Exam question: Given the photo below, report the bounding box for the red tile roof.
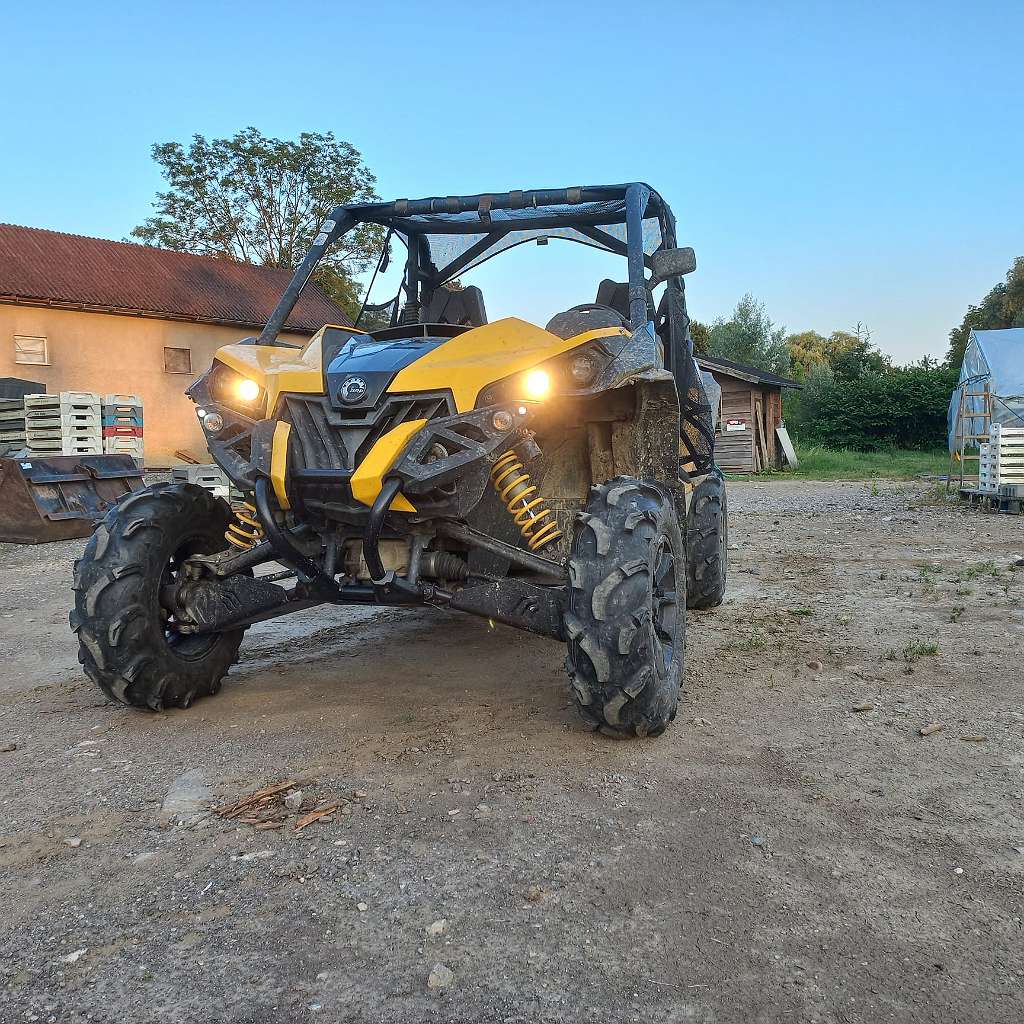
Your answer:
[0,223,351,332]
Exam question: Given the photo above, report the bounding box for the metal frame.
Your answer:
[257,183,675,347]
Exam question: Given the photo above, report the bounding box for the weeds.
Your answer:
[904,642,939,662]
[961,560,1000,580]
[883,642,940,663]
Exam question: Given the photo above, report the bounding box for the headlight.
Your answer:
[523,369,551,400]
[569,352,600,386]
[205,361,267,416]
[236,378,261,403]
[475,341,614,408]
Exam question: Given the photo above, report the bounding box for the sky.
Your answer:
[1,0,1021,363]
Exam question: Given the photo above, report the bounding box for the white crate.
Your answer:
[104,436,145,457]
[171,464,229,489]
[24,391,101,412]
[27,438,104,456]
[24,410,102,430]
[103,393,142,407]
[987,424,1024,485]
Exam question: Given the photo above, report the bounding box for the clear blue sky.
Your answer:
[2,0,1021,362]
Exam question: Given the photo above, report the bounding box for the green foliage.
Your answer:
[946,256,1024,369]
[787,362,958,451]
[708,294,790,375]
[132,128,383,320]
[786,330,829,379]
[828,324,889,379]
[787,324,888,380]
[689,320,711,355]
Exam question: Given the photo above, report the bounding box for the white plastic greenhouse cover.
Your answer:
[947,328,1024,452]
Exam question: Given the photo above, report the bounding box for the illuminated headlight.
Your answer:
[205,361,267,414]
[236,378,261,403]
[523,369,551,400]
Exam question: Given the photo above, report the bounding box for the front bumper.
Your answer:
[189,370,535,522]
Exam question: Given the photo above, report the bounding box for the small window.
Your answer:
[14,336,48,365]
[164,347,192,374]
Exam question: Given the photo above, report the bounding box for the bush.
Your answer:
[786,364,958,451]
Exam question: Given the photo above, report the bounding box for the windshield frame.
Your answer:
[256,183,678,346]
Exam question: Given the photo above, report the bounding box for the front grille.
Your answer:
[284,395,345,471]
[282,392,453,475]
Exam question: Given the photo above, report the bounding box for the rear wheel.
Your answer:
[564,477,685,738]
[686,469,727,609]
[71,482,246,710]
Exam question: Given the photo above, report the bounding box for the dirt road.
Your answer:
[1,480,1022,1023]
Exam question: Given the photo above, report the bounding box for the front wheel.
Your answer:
[71,482,246,710]
[564,477,686,738]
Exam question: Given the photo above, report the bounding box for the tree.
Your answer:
[827,324,889,380]
[787,324,887,381]
[689,320,711,355]
[708,294,790,376]
[786,329,830,379]
[132,128,383,320]
[946,256,1024,369]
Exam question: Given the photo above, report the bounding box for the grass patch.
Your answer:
[961,560,1000,580]
[727,445,949,482]
[885,641,940,663]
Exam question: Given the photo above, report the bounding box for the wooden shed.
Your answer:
[696,355,802,474]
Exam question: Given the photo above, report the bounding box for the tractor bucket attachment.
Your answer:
[0,455,144,544]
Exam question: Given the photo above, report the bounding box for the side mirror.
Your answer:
[649,246,696,286]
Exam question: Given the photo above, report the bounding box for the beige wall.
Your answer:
[0,304,307,466]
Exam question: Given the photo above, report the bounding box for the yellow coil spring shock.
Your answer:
[490,450,563,551]
[225,501,265,550]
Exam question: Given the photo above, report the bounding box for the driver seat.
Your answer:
[423,285,487,327]
[596,279,656,323]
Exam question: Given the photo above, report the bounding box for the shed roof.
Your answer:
[0,223,350,333]
[696,353,802,389]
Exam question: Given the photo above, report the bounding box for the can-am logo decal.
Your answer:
[339,376,368,404]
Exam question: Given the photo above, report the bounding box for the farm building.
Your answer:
[696,354,802,473]
[0,224,349,464]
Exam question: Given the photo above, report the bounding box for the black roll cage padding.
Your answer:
[256,183,678,347]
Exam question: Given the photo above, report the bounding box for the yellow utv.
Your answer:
[71,184,726,738]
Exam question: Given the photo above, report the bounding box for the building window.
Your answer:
[164,347,192,374]
[14,336,49,365]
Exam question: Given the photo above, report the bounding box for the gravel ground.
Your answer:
[1,479,1022,1024]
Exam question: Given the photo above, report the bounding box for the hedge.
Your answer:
[785,365,958,451]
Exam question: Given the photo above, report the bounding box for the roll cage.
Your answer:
[258,182,682,347]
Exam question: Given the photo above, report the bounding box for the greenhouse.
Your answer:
[948,328,1024,454]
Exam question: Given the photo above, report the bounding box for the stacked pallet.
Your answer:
[103,393,144,459]
[980,424,1024,495]
[0,398,27,454]
[24,392,103,457]
[171,464,232,500]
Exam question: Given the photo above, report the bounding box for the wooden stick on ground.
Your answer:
[294,804,340,832]
[214,780,296,819]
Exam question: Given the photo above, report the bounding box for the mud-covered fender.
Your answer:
[612,368,682,492]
